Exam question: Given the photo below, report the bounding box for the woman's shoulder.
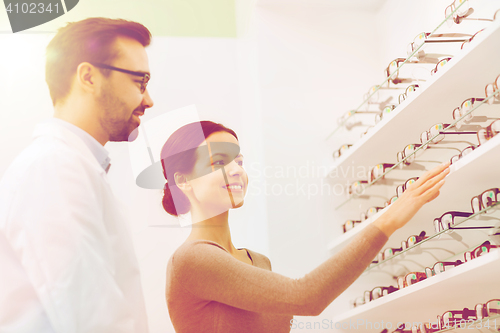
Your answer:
[245,248,272,271]
[168,240,273,271]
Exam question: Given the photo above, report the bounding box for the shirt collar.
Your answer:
[49,118,111,173]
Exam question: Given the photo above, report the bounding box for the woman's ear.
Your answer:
[174,172,191,193]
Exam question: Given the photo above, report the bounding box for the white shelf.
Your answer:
[328,133,500,259]
[331,250,500,333]
[326,18,500,189]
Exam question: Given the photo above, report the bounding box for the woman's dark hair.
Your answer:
[161,121,238,216]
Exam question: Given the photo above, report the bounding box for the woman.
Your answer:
[163,121,449,333]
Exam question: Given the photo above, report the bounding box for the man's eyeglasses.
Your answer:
[90,62,151,94]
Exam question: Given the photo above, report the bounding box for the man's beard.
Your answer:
[97,86,140,142]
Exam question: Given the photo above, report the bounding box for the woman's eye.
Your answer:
[213,160,225,166]
[237,161,244,166]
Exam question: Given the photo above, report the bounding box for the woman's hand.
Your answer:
[373,161,450,237]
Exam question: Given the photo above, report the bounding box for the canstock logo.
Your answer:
[4,0,79,33]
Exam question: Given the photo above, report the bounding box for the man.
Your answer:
[0,17,154,332]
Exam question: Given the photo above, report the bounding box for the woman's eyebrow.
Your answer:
[210,153,244,159]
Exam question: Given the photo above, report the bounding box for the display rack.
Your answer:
[325,4,500,332]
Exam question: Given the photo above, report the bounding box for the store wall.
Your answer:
[251,3,382,331]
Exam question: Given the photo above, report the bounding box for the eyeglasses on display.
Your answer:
[461,29,485,50]
[348,180,369,196]
[412,298,500,332]
[398,84,420,104]
[333,144,352,159]
[437,307,478,330]
[453,77,500,129]
[360,206,384,221]
[385,58,437,85]
[485,74,500,105]
[430,57,452,76]
[450,144,476,165]
[471,188,500,214]
[475,299,500,320]
[375,105,398,124]
[397,271,427,289]
[342,219,362,233]
[433,210,474,233]
[477,119,500,145]
[363,285,399,303]
[373,231,428,262]
[396,177,418,197]
[464,240,500,261]
[407,32,469,59]
[369,163,395,183]
[425,259,463,277]
[446,1,498,26]
[90,62,151,94]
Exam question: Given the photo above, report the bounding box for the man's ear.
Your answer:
[75,62,100,94]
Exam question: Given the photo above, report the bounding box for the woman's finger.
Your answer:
[412,162,450,190]
[422,178,445,202]
[409,165,449,195]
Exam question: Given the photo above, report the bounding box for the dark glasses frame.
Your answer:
[433,210,474,233]
[464,240,500,261]
[477,119,500,145]
[471,188,500,214]
[450,145,477,165]
[475,299,500,320]
[342,219,362,233]
[369,163,395,183]
[90,62,151,94]
[425,259,463,277]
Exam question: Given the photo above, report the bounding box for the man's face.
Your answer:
[96,36,154,142]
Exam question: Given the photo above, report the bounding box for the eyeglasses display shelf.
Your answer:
[329,133,500,255]
[325,18,500,194]
[331,250,500,333]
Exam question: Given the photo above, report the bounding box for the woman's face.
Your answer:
[185,131,248,215]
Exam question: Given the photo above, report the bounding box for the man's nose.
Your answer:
[143,88,154,109]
